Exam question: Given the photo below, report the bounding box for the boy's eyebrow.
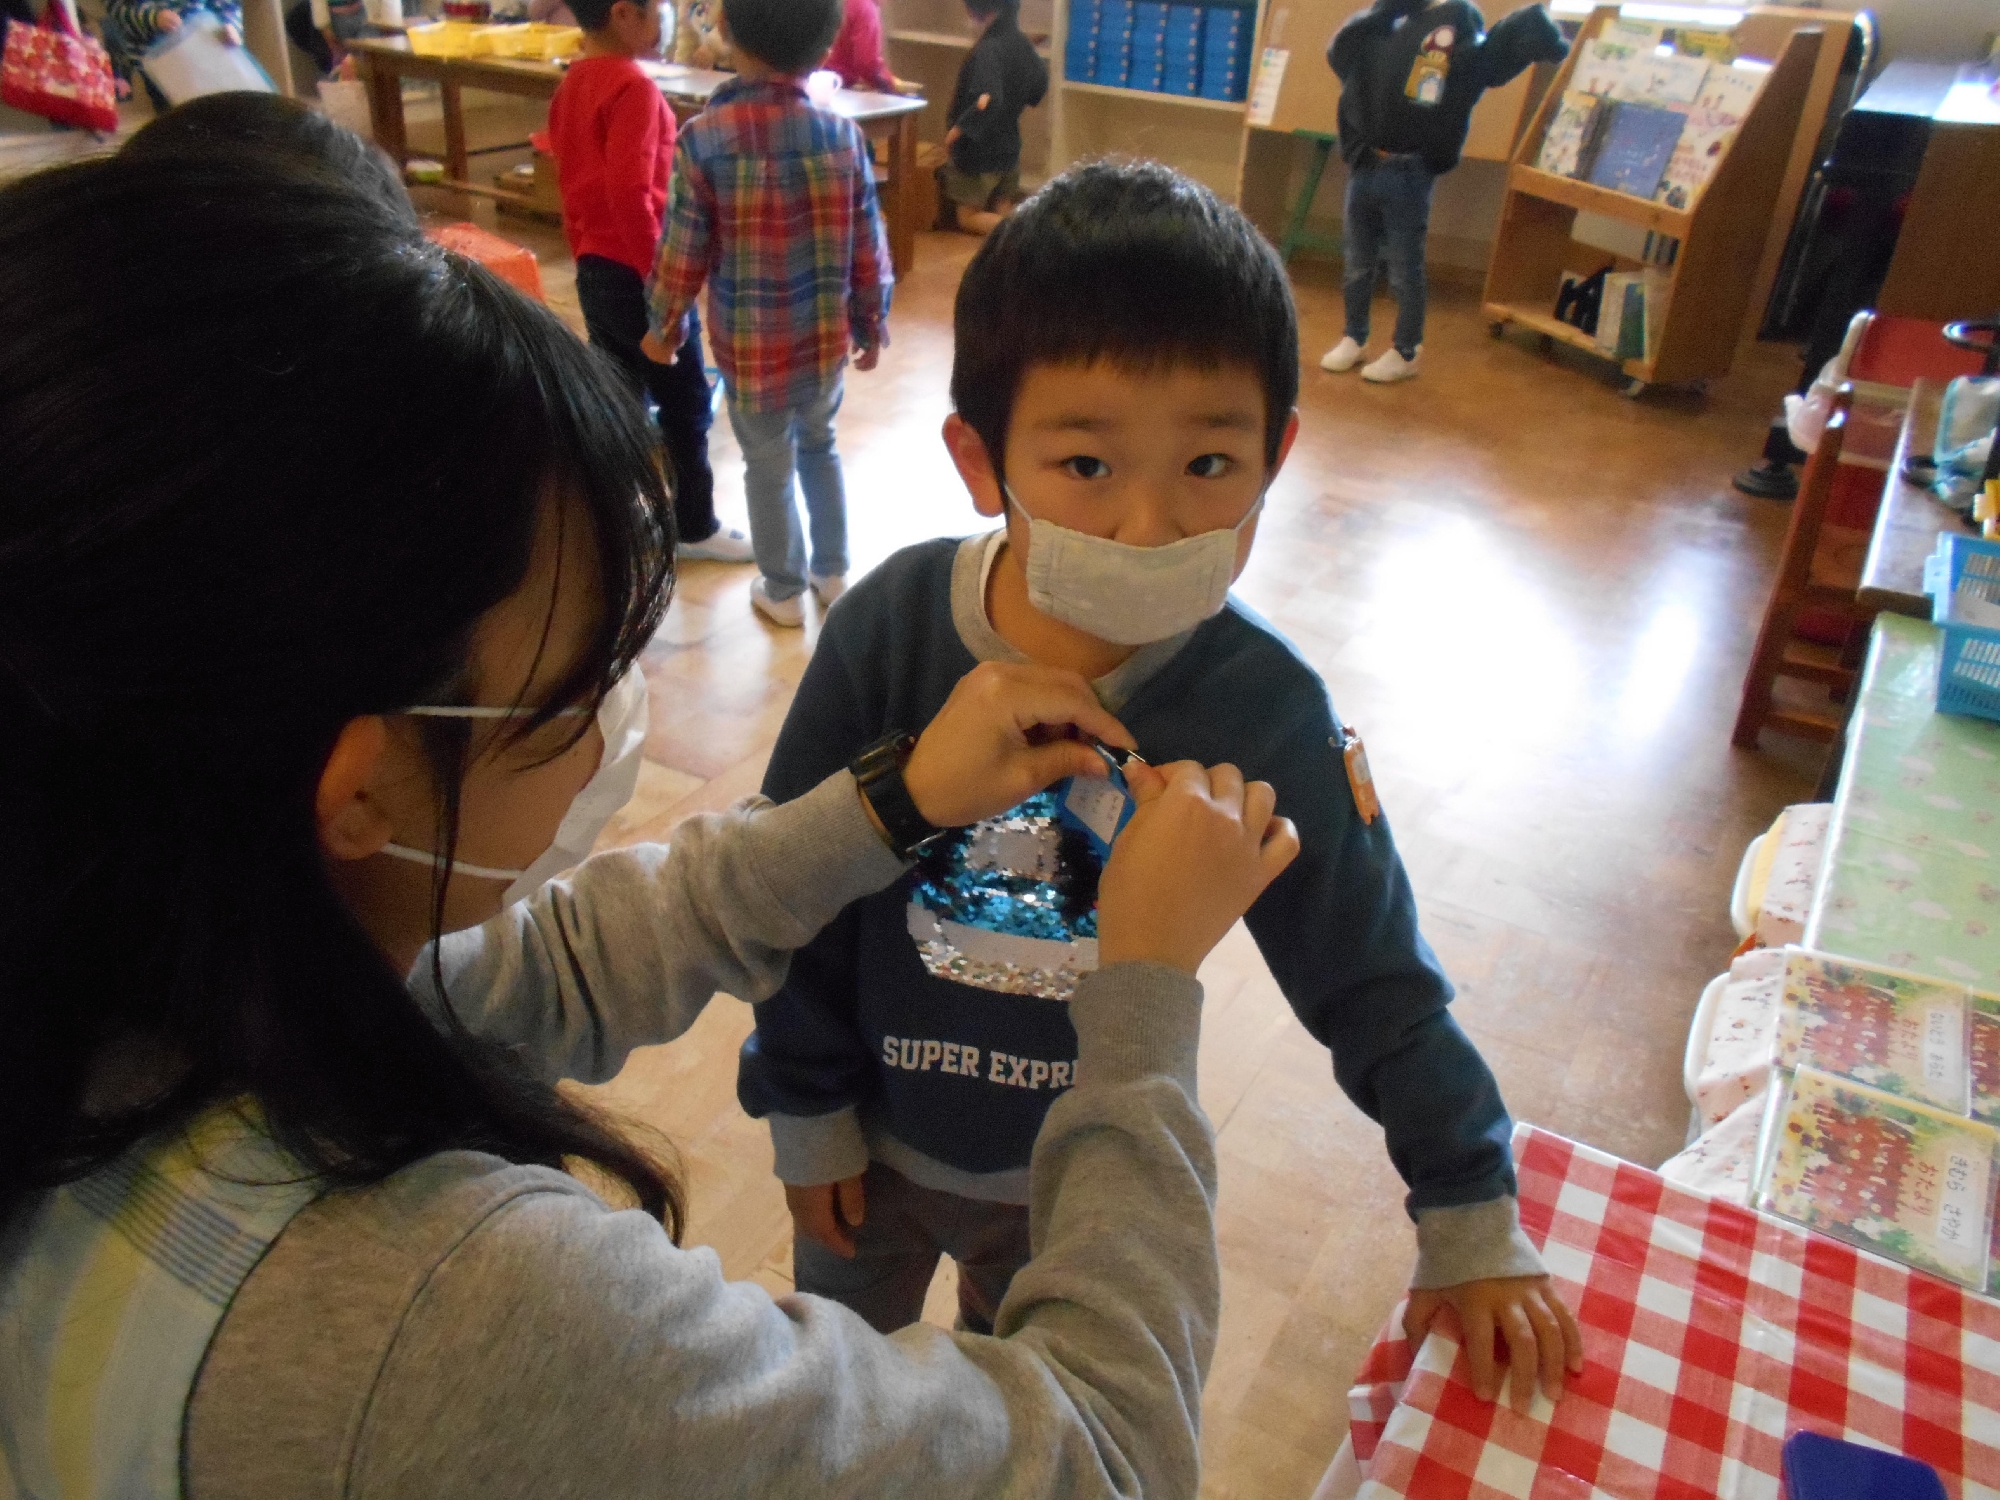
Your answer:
[1031,409,1264,433]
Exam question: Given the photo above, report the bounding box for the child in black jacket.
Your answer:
[940,0,1048,235]
[1319,0,1564,383]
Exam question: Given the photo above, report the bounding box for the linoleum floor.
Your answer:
[436,198,1815,1497]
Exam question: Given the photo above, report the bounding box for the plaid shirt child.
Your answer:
[650,76,892,414]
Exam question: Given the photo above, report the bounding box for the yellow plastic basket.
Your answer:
[479,22,582,58]
[406,21,489,56]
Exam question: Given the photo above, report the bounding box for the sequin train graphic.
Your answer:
[906,789,1105,1001]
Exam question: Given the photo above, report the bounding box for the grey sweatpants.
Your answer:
[792,1162,1031,1335]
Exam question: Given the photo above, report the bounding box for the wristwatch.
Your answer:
[850,731,945,860]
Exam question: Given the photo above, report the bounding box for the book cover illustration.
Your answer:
[1586,102,1686,199]
[1973,992,2000,1127]
[1774,950,1970,1113]
[1535,90,1601,177]
[1693,62,1762,122]
[1758,1066,1996,1291]
[1655,108,1737,208]
[1571,30,1651,96]
[1610,51,1707,106]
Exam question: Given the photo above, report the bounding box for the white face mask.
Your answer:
[1004,484,1265,646]
[379,667,650,907]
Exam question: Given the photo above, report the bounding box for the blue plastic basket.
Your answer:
[1923,533,2000,721]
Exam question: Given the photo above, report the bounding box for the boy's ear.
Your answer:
[1271,408,1301,477]
[943,413,1006,519]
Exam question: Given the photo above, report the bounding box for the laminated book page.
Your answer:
[1773,949,1971,1114]
[1757,1066,1997,1291]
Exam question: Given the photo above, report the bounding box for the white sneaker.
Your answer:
[679,526,756,563]
[1319,336,1365,373]
[750,577,805,627]
[810,572,847,606]
[1361,347,1421,383]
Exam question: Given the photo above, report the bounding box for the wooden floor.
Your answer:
[436,191,1819,1497]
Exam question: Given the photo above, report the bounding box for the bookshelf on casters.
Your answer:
[1483,4,1827,398]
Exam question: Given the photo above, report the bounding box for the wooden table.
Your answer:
[1860,378,1976,618]
[346,38,927,275]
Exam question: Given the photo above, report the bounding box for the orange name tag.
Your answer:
[1337,728,1380,824]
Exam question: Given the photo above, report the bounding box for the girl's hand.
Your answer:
[222,23,241,44]
[901,662,1135,830]
[157,9,183,29]
[1096,761,1298,974]
[1404,1275,1585,1407]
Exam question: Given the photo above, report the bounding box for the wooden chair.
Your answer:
[1733,386,1875,748]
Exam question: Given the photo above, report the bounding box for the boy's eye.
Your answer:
[1060,455,1111,480]
[1187,453,1235,478]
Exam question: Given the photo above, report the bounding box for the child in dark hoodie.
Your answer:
[939,0,1048,235]
[1319,0,1565,383]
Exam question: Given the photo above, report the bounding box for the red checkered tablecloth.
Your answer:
[1346,1126,2000,1499]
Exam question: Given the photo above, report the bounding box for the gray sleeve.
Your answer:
[189,962,1218,1500]
[1411,1196,1546,1289]
[408,769,909,1084]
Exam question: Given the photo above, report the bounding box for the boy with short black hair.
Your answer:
[547,0,752,562]
[740,160,1582,1406]
[647,0,891,627]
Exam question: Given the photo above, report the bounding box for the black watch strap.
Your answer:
[851,731,945,860]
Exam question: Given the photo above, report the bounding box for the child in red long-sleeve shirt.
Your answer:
[547,0,753,562]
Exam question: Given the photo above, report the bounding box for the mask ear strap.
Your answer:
[377,842,526,882]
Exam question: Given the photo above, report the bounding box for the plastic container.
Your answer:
[405,20,486,55]
[1922,533,2000,721]
[479,21,581,58]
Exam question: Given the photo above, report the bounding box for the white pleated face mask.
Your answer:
[379,666,650,907]
[1005,484,1265,646]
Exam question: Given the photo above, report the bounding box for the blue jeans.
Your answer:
[1343,155,1435,358]
[726,375,850,600]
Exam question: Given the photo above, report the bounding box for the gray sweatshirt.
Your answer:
[185,770,1220,1499]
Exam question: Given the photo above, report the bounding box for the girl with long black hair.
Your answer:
[0,97,1296,1499]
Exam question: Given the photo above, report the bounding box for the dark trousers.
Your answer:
[1343,154,1435,358]
[574,254,718,546]
[791,1162,1032,1335]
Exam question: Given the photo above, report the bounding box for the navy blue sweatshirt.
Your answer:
[739,536,1542,1272]
[1330,0,1566,174]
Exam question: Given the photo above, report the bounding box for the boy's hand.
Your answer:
[639,329,677,365]
[786,1175,867,1258]
[158,9,183,29]
[903,661,1136,829]
[1097,761,1298,974]
[852,342,880,372]
[1404,1275,1584,1407]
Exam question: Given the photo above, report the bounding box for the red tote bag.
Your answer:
[2,2,119,134]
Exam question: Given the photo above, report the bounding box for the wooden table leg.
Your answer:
[441,79,470,186]
[887,113,916,277]
[360,54,408,164]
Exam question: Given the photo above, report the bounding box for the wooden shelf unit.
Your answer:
[1059,78,1249,113]
[1483,4,1827,390]
[881,0,1056,181]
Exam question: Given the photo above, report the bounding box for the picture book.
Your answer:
[1570,39,1633,96]
[1610,52,1708,107]
[1693,63,1763,122]
[1756,1066,1997,1291]
[1675,28,1737,63]
[1655,109,1738,208]
[1586,103,1685,200]
[1535,90,1602,178]
[1973,992,2000,1128]
[1774,950,1971,1114]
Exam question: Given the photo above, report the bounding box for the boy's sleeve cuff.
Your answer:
[768,1107,870,1186]
[1411,1196,1547,1289]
